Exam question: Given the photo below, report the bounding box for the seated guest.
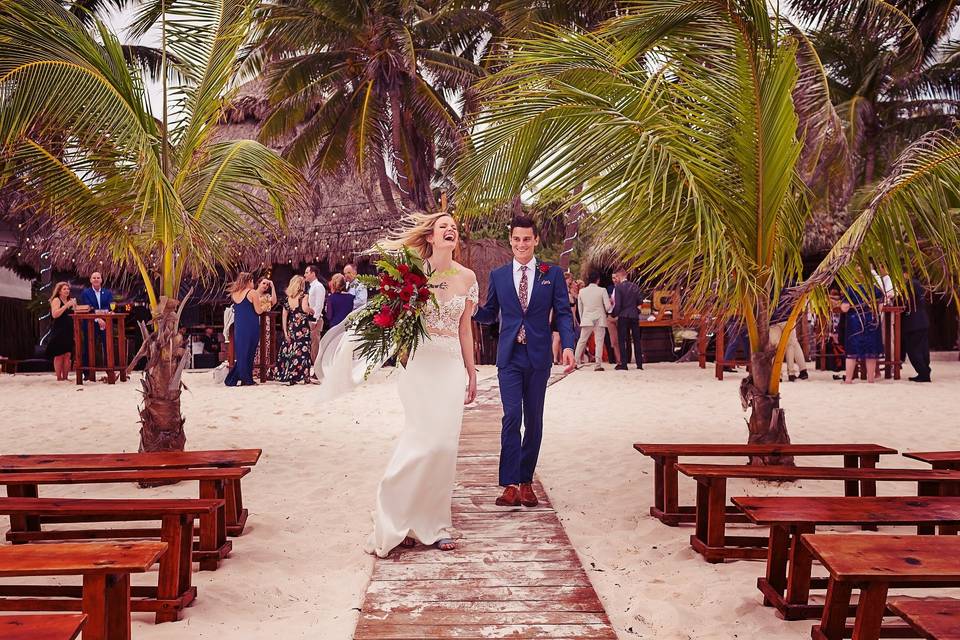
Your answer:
[325,274,355,329]
[78,271,114,381]
[201,327,221,355]
[47,281,76,381]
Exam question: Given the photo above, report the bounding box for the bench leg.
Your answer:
[225,478,247,536]
[199,480,228,571]
[843,455,859,497]
[917,481,939,535]
[662,456,679,524]
[818,579,853,640]
[763,525,791,605]
[5,484,40,536]
[653,456,664,514]
[156,514,188,623]
[706,479,727,551]
[851,582,888,640]
[82,572,131,640]
[858,455,879,531]
[785,525,815,613]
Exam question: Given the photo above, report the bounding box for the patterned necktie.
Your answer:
[517,265,529,344]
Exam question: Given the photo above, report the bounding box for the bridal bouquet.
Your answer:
[349,246,437,375]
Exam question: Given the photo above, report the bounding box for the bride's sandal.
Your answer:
[435,538,456,551]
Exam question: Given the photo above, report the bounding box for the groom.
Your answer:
[474,216,576,507]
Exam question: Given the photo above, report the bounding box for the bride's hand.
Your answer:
[464,371,477,405]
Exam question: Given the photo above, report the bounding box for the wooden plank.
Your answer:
[635,443,897,456]
[888,597,960,640]
[0,468,249,485]
[0,542,166,577]
[678,463,960,481]
[354,378,615,640]
[0,614,86,640]
[0,450,261,473]
[803,534,960,581]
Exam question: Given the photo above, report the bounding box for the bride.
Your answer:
[319,211,478,557]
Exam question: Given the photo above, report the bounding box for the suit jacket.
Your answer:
[612,280,641,319]
[902,278,929,332]
[79,287,113,311]
[577,284,612,326]
[474,262,576,369]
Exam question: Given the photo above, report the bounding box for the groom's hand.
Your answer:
[562,348,576,374]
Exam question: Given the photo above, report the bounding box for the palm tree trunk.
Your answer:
[375,157,400,217]
[137,297,187,455]
[740,326,794,465]
[559,185,585,271]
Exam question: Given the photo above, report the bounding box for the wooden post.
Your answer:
[118,315,128,382]
[73,316,83,385]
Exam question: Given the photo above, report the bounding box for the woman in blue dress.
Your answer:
[225,272,276,387]
[324,273,356,330]
[840,285,884,383]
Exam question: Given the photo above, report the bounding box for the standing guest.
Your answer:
[840,284,884,384]
[722,321,751,373]
[271,275,314,385]
[343,263,368,310]
[305,265,326,363]
[224,272,276,387]
[574,273,612,370]
[47,281,76,381]
[611,269,643,370]
[325,273,356,329]
[902,275,932,383]
[79,271,114,381]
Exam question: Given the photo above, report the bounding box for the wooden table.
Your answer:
[0,449,260,537]
[71,313,128,386]
[633,443,897,525]
[905,451,960,470]
[888,597,960,640]
[0,614,87,640]
[733,496,960,620]
[677,464,960,562]
[804,534,960,640]
[0,542,166,640]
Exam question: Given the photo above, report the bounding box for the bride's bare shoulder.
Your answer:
[453,262,476,282]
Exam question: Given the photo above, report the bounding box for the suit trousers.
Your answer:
[769,321,806,377]
[497,344,551,486]
[574,321,606,366]
[617,316,643,367]
[904,329,931,379]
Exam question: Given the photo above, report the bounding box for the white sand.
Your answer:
[0,358,958,639]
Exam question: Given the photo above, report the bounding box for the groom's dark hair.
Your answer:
[509,215,539,237]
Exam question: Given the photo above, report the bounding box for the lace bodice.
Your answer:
[424,281,479,338]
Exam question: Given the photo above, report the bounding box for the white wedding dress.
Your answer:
[316,277,478,558]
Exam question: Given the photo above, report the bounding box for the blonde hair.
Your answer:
[377,211,457,259]
[228,271,254,294]
[286,275,305,298]
[49,281,71,303]
[330,273,346,293]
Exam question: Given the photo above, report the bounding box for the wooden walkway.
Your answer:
[354,376,617,639]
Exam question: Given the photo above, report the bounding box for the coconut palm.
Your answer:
[251,0,492,214]
[0,0,302,452]
[455,0,960,450]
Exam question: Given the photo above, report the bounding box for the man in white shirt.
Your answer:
[343,263,367,310]
[574,273,612,370]
[304,264,326,364]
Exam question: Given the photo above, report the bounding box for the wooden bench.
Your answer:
[0,450,261,536]
[0,467,247,571]
[905,451,960,471]
[0,614,86,640]
[677,464,960,562]
[888,597,960,640]
[0,541,166,640]
[804,534,960,640]
[0,497,221,623]
[732,496,960,620]
[633,443,897,525]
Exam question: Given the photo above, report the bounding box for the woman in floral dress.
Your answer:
[272,275,314,384]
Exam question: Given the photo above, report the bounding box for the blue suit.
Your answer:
[78,287,114,370]
[474,261,576,486]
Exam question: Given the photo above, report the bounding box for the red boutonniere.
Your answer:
[538,263,550,275]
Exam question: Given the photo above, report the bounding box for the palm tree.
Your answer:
[0,0,302,452]
[251,0,491,214]
[456,0,960,451]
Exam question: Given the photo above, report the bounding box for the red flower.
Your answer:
[397,264,410,275]
[373,306,395,328]
[538,262,550,275]
[418,287,430,299]
[402,303,412,311]
[399,283,415,301]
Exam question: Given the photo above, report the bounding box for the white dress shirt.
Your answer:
[308,279,326,322]
[93,287,102,308]
[346,278,367,310]
[512,257,536,308]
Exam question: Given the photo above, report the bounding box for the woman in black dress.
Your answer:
[47,281,76,380]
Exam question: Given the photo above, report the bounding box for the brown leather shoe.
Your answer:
[519,483,539,507]
[495,485,521,507]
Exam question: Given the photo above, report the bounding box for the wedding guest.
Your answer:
[305,264,326,363]
[79,271,113,380]
[722,321,750,373]
[840,284,884,384]
[200,327,221,355]
[271,275,314,385]
[47,281,76,381]
[224,272,276,387]
[769,306,809,382]
[612,269,643,370]
[325,274,355,329]
[343,263,368,310]
[902,275,931,382]
[574,273,612,370]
